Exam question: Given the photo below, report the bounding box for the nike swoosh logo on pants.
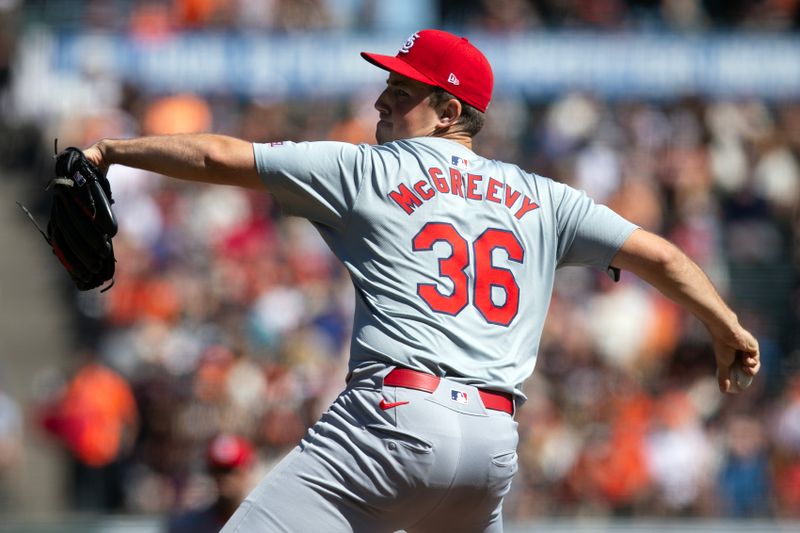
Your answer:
[379,399,409,410]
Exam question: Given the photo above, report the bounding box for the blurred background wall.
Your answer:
[0,0,799,529]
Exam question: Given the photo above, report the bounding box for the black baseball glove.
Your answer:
[19,146,118,291]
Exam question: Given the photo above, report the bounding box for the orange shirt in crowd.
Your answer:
[55,363,138,467]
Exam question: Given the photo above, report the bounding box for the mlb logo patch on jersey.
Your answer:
[451,156,469,170]
[451,390,468,404]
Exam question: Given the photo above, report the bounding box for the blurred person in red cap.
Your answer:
[84,28,759,532]
[166,433,257,533]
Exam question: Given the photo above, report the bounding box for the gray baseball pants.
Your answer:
[220,363,519,532]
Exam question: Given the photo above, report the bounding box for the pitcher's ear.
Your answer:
[437,98,462,128]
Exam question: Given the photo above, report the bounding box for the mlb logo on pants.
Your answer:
[451,390,468,404]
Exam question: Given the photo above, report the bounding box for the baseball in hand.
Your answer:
[719,360,754,393]
[730,361,754,392]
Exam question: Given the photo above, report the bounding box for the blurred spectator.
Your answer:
[717,414,772,517]
[272,0,332,31]
[772,375,800,517]
[225,345,269,436]
[0,0,19,95]
[166,433,258,533]
[644,389,715,515]
[39,355,138,510]
[0,384,22,510]
[142,94,213,136]
[583,278,658,371]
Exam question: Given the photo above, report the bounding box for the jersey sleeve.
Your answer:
[253,141,370,229]
[552,181,638,278]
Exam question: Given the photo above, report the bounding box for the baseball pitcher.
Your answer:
[82,29,760,532]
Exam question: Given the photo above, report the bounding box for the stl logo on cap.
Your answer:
[362,29,494,112]
[399,32,420,54]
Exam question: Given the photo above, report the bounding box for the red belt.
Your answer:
[384,368,514,415]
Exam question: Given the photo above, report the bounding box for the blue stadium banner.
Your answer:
[25,30,800,99]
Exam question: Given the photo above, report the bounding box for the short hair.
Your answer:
[429,88,486,137]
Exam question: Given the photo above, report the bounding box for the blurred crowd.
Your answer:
[0,0,799,525]
[25,88,799,521]
[11,0,800,34]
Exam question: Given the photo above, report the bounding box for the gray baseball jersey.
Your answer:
[253,136,637,396]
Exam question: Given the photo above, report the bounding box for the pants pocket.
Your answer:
[366,423,434,454]
[488,449,518,495]
[365,422,436,488]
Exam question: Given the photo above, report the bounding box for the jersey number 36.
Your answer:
[412,222,524,327]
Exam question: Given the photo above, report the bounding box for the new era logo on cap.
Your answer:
[361,29,494,113]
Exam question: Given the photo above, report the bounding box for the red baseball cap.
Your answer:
[206,434,255,471]
[361,29,494,113]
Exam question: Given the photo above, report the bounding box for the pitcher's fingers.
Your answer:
[744,359,760,376]
[717,364,732,393]
[742,355,759,368]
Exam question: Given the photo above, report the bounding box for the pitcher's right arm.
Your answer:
[611,228,760,393]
